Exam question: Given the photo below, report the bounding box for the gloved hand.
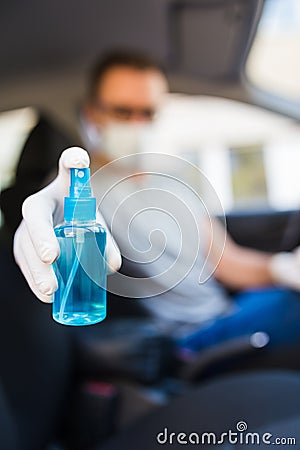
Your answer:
[13,147,122,302]
[269,247,300,291]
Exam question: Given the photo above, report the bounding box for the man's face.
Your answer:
[87,65,168,127]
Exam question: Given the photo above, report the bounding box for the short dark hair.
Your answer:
[88,49,166,101]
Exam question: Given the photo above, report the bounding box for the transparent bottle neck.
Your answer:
[64,219,96,227]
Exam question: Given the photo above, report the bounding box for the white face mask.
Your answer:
[102,122,151,160]
[81,118,153,159]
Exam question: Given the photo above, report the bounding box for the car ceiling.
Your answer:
[0,0,267,131]
[0,0,263,81]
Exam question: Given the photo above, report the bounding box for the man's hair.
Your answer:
[88,49,165,101]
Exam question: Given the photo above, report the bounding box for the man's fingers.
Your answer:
[96,210,122,273]
[270,252,300,291]
[57,147,90,187]
[19,255,54,303]
[14,224,57,302]
[22,195,60,264]
[44,146,90,206]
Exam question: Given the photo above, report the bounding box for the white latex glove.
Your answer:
[269,247,300,291]
[13,147,122,302]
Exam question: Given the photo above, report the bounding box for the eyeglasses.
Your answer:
[94,101,157,121]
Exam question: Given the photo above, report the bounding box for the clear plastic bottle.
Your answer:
[52,168,107,326]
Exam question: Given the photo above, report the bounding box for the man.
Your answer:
[12,50,300,351]
[80,51,168,168]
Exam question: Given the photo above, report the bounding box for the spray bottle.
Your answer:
[52,168,107,326]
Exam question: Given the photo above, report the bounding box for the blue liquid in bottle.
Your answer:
[52,168,107,326]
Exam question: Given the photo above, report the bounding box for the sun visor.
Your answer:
[168,0,264,81]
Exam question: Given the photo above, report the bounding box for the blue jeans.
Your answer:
[178,287,300,352]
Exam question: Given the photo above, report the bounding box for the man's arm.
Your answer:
[204,218,274,290]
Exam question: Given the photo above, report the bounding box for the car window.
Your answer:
[246,0,300,101]
[152,94,300,213]
[0,107,37,226]
[0,107,37,192]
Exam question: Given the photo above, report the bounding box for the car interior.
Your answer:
[1,0,300,449]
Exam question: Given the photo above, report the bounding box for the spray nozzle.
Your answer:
[69,168,92,198]
[64,168,96,222]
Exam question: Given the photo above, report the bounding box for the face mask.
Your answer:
[81,117,153,161]
[102,122,152,161]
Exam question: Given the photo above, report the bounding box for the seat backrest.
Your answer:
[0,240,73,450]
[0,381,18,450]
[0,114,73,234]
[99,371,300,450]
[225,210,300,253]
